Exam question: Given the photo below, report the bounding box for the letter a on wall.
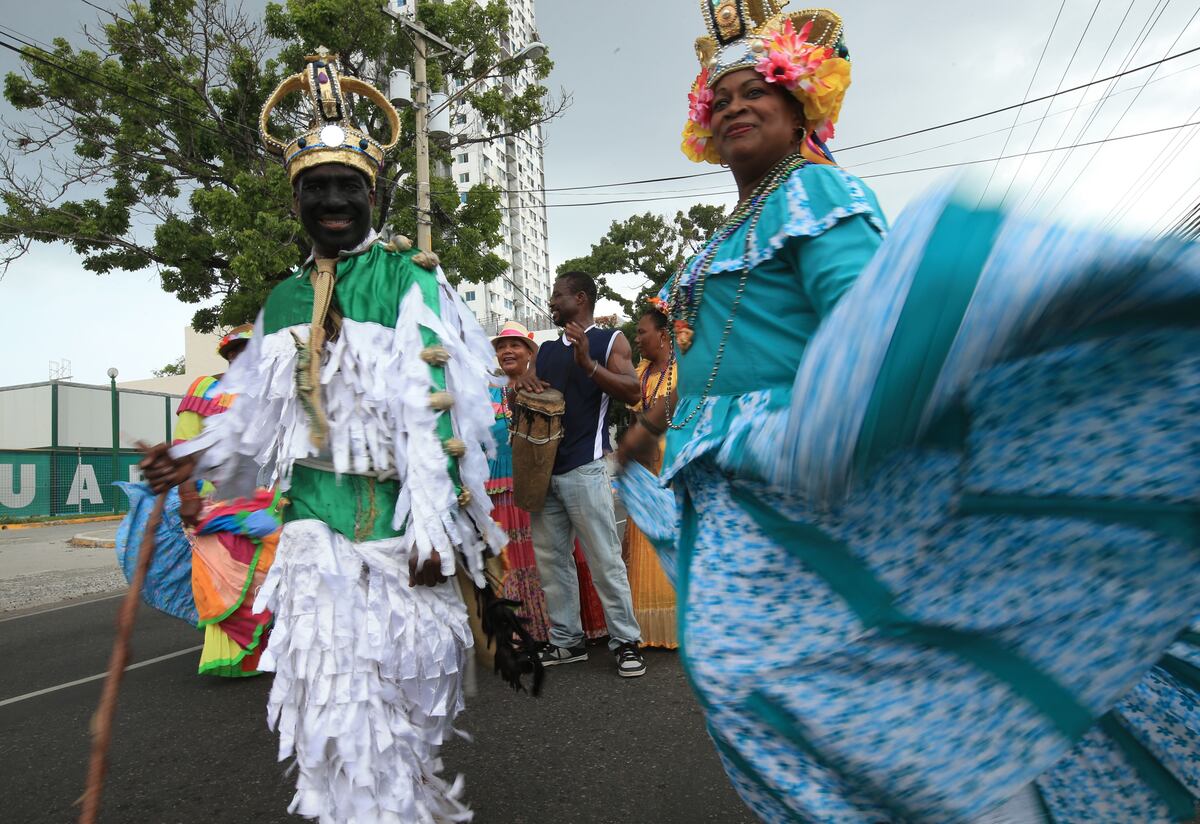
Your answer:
[0,464,37,508]
[66,464,104,506]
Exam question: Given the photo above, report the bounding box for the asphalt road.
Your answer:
[0,591,755,824]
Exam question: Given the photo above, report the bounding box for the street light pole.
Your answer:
[107,367,119,512]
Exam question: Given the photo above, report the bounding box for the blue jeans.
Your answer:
[530,458,642,650]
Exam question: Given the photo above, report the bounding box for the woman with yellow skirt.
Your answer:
[624,304,678,649]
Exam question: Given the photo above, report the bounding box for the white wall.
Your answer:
[119,391,172,448]
[184,327,228,378]
[56,384,112,448]
[120,325,225,395]
[0,385,51,448]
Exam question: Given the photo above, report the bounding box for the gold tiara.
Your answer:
[259,49,402,184]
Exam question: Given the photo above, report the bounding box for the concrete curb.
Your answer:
[0,515,123,532]
[68,532,117,549]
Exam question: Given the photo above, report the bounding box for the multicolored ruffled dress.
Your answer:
[623,359,678,648]
[175,375,280,677]
[488,385,607,641]
[115,375,281,678]
[618,160,1200,822]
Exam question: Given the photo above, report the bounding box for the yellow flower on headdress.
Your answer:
[800,56,851,141]
[682,119,722,165]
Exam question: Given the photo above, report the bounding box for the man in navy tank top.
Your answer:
[512,272,647,677]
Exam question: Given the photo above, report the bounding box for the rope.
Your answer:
[306,258,337,448]
[77,491,167,824]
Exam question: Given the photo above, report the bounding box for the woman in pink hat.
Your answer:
[489,321,607,642]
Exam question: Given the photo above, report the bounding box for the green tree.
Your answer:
[1,0,564,331]
[557,203,727,320]
[153,355,187,377]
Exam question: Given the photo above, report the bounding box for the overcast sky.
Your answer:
[2,0,1198,386]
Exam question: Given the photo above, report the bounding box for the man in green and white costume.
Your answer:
[142,54,506,822]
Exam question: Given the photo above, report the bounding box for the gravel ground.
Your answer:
[0,523,125,614]
[0,568,125,613]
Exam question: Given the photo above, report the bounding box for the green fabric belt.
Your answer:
[959,493,1199,547]
[853,200,1003,479]
[285,463,404,542]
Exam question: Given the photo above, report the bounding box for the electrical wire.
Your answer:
[0,33,263,146]
[848,57,1200,173]
[432,201,556,323]
[1016,0,1141,213]
[9,18,1200,203]
[976,0,1068,204]
[1044,1,1193,216]
[995,0,1103,208]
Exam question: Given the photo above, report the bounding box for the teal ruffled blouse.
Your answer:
[659,163,887,482]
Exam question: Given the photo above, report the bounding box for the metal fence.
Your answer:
[0,448,143,520]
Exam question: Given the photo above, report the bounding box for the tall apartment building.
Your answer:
[450,0,552,335]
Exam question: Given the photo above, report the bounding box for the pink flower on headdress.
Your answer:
[755,19,832,91]
[756,50,803,86]
[813,119,835,143]
[688,67,714,129]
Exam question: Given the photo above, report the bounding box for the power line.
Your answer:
[12,14,1200,209]
[1044,0,1191,216]
[0,26,262,143]
[1147,168,1200,235]
[0,34,232,144]
[858,119,1200,179]
[976,0,1068,204]
[995,0,1103,208]
[484,118,1200,212]
[431,202,555,323]
[1094,5,1200,229]
[1016,0,1142,213]
[848,57,1200,172]
[0,22,263,144]
[846,37,1200,153]
[479,42,1200,198]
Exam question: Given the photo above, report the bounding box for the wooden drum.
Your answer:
[510,388,565,512]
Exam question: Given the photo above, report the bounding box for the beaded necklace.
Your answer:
[664,153,806,430]
[639,355,672,411]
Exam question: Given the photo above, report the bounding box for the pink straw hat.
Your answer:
[491,320,538,353]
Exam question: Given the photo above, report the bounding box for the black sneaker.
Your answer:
[614,642,647,678]
[538,643,588,667]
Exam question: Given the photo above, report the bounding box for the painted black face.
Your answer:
[294,164,374,256]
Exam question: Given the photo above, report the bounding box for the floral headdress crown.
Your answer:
[683,2,851,165]
[260,49,402,184]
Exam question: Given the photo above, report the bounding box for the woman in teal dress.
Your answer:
[617,4,1200,822]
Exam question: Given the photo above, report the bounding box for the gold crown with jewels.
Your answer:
[259,49,402,184]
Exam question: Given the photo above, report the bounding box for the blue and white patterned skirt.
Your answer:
[630,323,1200,823]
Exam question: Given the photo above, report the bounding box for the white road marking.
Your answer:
[0,592,124,624]
[0,645,204,707]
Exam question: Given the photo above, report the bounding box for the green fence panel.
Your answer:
[0,451,53,519]
[0,449,141,520]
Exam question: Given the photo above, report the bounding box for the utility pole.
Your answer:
[385,0,465,252]
[411,21,432,250]
[383,0,542,252]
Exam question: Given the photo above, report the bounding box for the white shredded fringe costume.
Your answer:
[172,230,506,822]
